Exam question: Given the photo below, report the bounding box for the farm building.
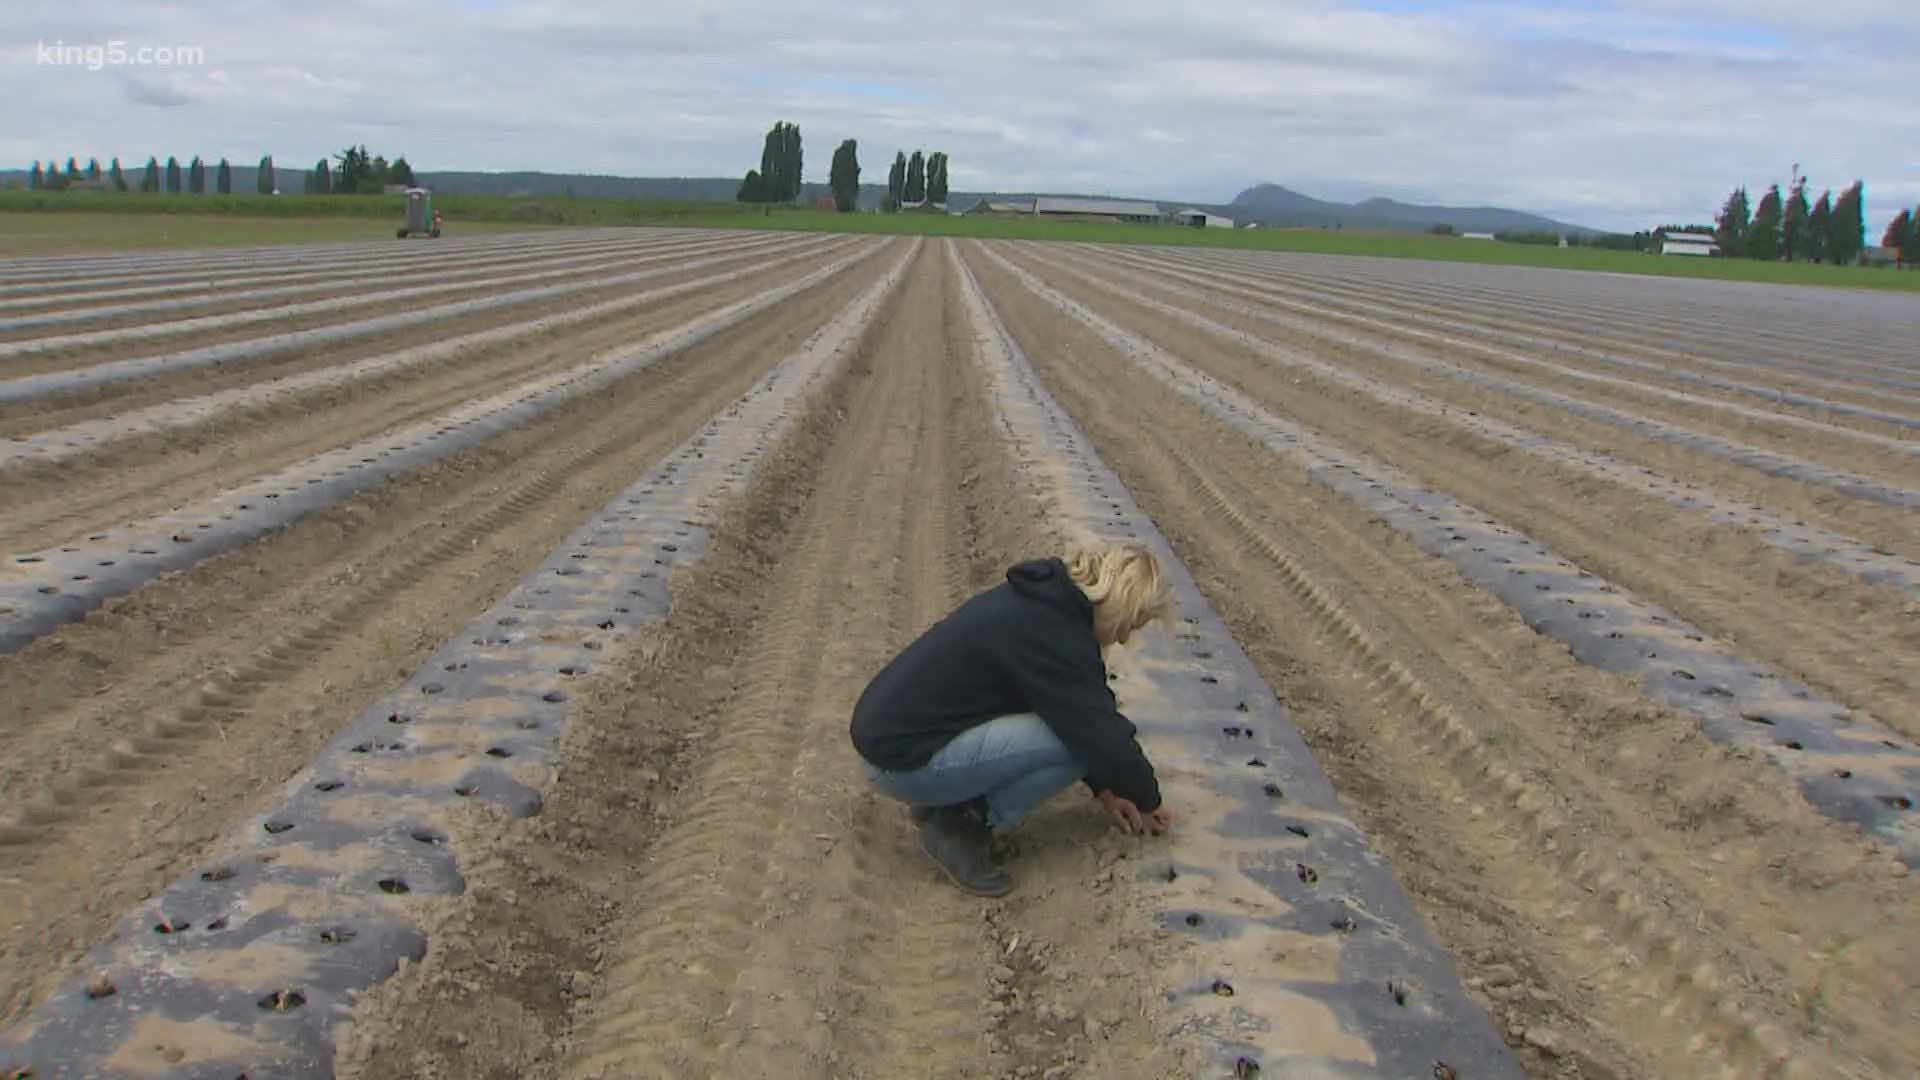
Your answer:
[1032,196,1162,224]
[1660,231,1719,257]
[1461,232,1497,241]
[965,198,1035,217]
[1171,208,1234,229]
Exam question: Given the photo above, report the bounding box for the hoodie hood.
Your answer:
[1006,557,1093,624]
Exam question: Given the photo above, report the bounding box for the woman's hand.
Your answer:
[1096,790,1173,835]
[1144,804,1175,834]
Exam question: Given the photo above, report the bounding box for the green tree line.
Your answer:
[1714,176,1866,264]
[731,121,952,214]
[883,148,948,211]
[23,150,411,196]
[1882,210,1920,268]
[737,121,803,204]
[308,146,414,194]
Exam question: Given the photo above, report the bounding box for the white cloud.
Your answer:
[1,0,1914,231]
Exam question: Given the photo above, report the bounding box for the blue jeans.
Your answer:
[864,713,1085,832]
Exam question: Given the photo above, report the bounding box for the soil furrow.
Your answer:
[332,241,931,1080]
[0,241,902,1026]
[0,241,738,358]
[0,230,1912,1079]
[997,244,1920,733]
[1048,248,1920,544]
[979,242,1920,859]
[1183,247,1916,366]
[0,232,812,383]
[1123,247,1920,419]
[0,233,717,336]
[0,237,848,459]
[0,241,861,551]
[963,243,1920,1080]
[0,241,883,649]
[1163,249,1920,385]
[0,228,652,288]
[1037,244,1920,587]
[0,229,689,304]
[0,233,696,321]
[1099,248,1920,471]
[554,240,997,1079]
[0,233,830,433]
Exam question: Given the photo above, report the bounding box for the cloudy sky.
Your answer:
[5,0,1916,233]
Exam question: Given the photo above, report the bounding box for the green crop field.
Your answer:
[3,190,1913,290]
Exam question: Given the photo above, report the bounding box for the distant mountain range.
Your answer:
[1211,183,1592,235]
[1,167,1596,235]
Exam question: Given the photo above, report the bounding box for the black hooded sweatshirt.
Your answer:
[850,557,1161,812]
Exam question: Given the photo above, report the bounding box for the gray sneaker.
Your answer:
[917,806,1013,897]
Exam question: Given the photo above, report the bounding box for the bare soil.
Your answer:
[4,231,1915,1080]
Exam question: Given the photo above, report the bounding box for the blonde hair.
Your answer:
[1066,540,1173,645]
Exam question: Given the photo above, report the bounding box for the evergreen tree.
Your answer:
[141,157,160,193]
[829,138,860,212]
[1807,191,1832,264]
[1828,181,1864,265]
[257,155,275,195]
[1783,176,1810,262]
[86,157,102,182]
[165,156,182,194]
[1713,187,1750,254]
[65,157,81,181]
[785,124,802,202]
[28,162,42,190]
[887,152,906,211]
[216,158,232,195]
[905,150,925,203]
[926,152,948,205]
[1880,209,1911,268]
[108,157,127,191]
[1900,206,1920,267]
[1747,185,1782,260]
[753,122,803,203]
[313,158,331,194]
[188,156,205,194]
[331,145,376,194]
[389,156,414,187]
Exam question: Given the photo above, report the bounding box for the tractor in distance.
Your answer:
[397,187,442,238]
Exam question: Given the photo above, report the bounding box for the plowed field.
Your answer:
[2,229,1914,1080]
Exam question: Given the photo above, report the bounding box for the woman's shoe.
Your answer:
[916,806,1013,897]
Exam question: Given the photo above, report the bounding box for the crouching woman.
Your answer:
[849,542,1176,897]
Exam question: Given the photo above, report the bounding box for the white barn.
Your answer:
[1661,231,1719,257]
[1031,196,1162,224]
[1171,208,1234,229]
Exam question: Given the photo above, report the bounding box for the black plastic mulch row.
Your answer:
[0,241,881,653]
[956,244,1525,1080]
[981,245,1920,867]
[0,241,917,1079]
